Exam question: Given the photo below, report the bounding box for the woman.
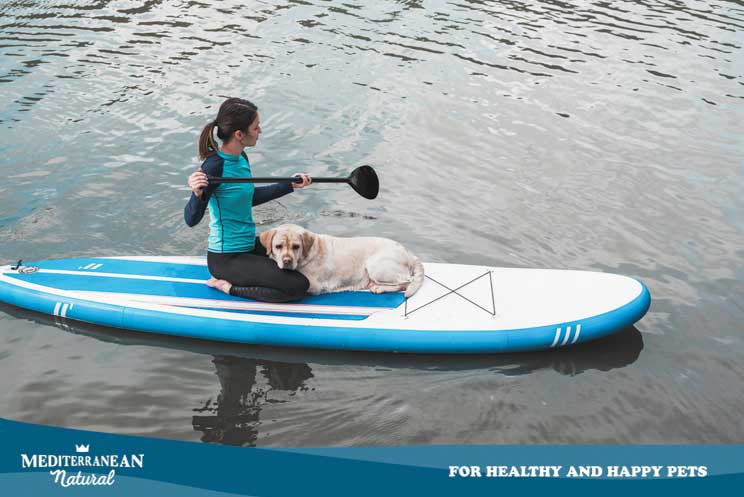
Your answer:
[184,97,312,303]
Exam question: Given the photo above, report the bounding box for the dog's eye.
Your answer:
[292,244,300,250]
[275,244,282,249]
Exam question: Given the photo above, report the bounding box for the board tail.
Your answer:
[405,257,425,297]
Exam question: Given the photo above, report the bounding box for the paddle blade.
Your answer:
[348,165,379,199]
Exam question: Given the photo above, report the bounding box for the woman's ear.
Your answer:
[259,229,275,255]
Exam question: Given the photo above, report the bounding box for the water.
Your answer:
[0,0,742,445]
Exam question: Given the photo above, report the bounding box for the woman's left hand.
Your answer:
[292,173,312,189]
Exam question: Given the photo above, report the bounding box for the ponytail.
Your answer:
[198,121,219,160]
[197,98,258,160]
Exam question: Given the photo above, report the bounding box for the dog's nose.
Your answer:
[282,257,292,265]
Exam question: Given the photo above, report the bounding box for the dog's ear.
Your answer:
[301,230,315,258]
[259,229,275,255]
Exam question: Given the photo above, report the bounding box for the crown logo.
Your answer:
[75,444,90,453]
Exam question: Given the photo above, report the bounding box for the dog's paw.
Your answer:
[370,284,406,294]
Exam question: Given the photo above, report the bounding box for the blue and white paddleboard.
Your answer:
[0,257,650,353]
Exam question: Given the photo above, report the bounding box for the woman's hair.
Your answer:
[198,97,258,159]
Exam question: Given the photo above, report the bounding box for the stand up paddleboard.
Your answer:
[0,257,650,353]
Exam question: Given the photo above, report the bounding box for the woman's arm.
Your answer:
[184,156,224,227]
[252,183,293,206]
[252,173,311,206]
[184,190,209,227]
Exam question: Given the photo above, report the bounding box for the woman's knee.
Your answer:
[230,285,300,303]
[285,270,310,296]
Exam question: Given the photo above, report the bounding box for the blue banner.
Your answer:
[1,417,742,495]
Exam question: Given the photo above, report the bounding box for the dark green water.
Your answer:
[1,0,742,445]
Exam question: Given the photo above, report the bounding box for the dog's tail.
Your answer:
[405,256,425,298]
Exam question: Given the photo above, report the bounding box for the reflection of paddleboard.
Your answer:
[0,257,650,354]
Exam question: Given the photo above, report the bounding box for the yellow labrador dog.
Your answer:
[259,224,425,297]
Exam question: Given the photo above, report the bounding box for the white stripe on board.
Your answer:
[32,269,207,285]
[61,303,69,317]
[560,326,572,347]
[73,291,392,316]
[83,263,96,270]
[53,302,61,316]
[99,256,208,266]
[90,264,103,270]
[571,324,581,344]
[550,328,561,348]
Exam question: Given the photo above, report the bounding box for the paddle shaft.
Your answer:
[207,176,348,184]
[203,165,378,199]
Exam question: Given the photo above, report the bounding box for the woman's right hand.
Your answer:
[188,167,208,198]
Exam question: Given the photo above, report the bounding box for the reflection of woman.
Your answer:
[184,97,312,303]
[192,356,313,446]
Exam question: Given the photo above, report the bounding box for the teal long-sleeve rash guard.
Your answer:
[183,150,293,253]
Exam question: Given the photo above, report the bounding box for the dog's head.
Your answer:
[259,224,315,270]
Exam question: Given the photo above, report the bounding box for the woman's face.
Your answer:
[237,112,261,148]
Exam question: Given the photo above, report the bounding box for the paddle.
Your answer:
[206,165,379,200]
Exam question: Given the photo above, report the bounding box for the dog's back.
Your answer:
[329,235,425,297]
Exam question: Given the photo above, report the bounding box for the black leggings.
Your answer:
[207,237,309,303]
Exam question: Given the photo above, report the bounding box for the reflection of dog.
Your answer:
[259,224,425,297]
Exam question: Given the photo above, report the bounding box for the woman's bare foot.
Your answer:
[207,277,232,295]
